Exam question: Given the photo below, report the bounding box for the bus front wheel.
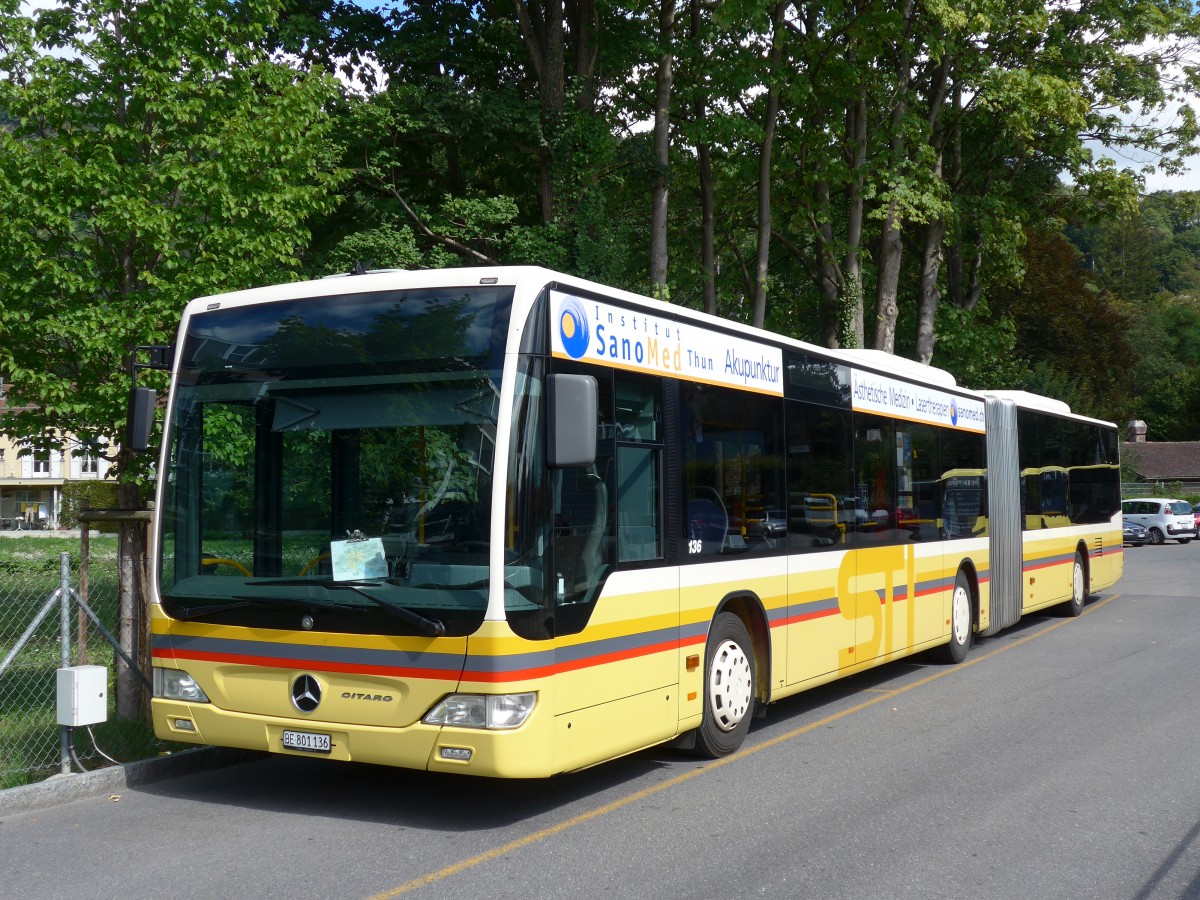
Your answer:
[694,612,756,758]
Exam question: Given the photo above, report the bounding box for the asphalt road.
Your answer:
[2,542,1199,900]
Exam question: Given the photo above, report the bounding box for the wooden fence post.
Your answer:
[78,505,153,722]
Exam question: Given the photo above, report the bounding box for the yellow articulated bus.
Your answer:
[142,267,1122,777]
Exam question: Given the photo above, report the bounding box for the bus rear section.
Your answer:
[979,391,1122,633]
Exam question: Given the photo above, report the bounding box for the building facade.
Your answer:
[1121,420,1200,497]
[0,391,114,529]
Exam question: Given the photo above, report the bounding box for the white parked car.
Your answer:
[1121,498,1197,545]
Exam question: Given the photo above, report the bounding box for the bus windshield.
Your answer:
[158,285,513,637]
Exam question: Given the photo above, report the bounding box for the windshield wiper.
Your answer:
[412,578,489,591]
[169,594,319,621]
[248,579,446,637]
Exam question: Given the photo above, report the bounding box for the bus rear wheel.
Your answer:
[933,571,972,664]
[694,612,756,758]
[1061,552,1086,617]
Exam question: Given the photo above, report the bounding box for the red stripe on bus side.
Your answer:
[774,607,839,628]
[462,638,684,683]
[155,638,693,684]
[1023,557,1068,573]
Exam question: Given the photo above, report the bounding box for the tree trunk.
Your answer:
[916,218,944,363]
[750,0,788,329]
[873,213,902,353]
[649,0,675,297]
[115,480,145,721]
[842,84,867,349]
[571,0,600,112]
[698,137,716,315]
[511,0,566,224]
[691,0,716,315]
[871,2,914,353]
[913,56,952,363]
[814,178,843,348]
[944,79,983,313]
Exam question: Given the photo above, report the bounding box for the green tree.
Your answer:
[988,230,1136,422]
[747,0,1200,364]
[0,0,342,480]
[298,0,642,281]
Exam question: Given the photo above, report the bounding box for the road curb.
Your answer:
[0,746,262,817]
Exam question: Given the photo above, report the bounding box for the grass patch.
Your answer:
[0,714,191,789]
[0,534,118,573]
[0,535,159,788]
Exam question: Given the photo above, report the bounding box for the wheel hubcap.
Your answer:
[1074,562,1084,604]
[708,639,753,732]
[951,585,970,645]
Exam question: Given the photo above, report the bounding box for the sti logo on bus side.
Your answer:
[342,692,394,702]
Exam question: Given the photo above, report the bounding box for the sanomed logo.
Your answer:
[558,296,590,359]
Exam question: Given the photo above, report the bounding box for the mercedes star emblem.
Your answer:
[291,674,322,713]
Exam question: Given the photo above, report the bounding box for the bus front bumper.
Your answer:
[153,698,556,778]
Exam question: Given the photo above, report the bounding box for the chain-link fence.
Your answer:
[0,536,169,789]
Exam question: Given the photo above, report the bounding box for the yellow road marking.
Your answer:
[368,593,1119,899]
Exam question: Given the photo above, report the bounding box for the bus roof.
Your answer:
[983,389,1116,428]
[185,267,1108,427]
[835,349,959,389]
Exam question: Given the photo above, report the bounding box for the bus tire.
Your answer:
[694,612,756,758]
[933,571,973,665]
[1062,552,1086,617]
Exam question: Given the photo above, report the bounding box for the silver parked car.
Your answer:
[1121,498,1197,545]
[749,509,788,538]
[1122,521,1148,546]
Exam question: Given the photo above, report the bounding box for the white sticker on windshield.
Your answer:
[329,537,389,581]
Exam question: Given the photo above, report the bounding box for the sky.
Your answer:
[1110,152,1199,193]
[1088,37,1200,194]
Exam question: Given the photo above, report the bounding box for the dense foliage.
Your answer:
[1,0,1199,468]
[0,0,342,481]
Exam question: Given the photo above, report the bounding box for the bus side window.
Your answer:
[554,464,610,598]
[552,366,615,602]
[785,401,853,553]
[615,375,662,562]
[682,383,784,558]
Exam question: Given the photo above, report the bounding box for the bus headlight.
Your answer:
[153,667,210,703]
[423,693,536,729]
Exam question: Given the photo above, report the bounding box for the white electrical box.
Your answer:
[56,665,108,727]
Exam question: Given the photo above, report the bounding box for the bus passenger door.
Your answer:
[784,402,858,686]
[787,549,856,684]
[845,419,944,664]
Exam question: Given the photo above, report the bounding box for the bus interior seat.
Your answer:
[687,496,727,554]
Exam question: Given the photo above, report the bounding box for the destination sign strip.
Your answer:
[550,292,784,396]
[850,369,986,433]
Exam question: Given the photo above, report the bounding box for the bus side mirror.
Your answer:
[547,374,597,468]
[128,387,156,452]
[126,343,174,453]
